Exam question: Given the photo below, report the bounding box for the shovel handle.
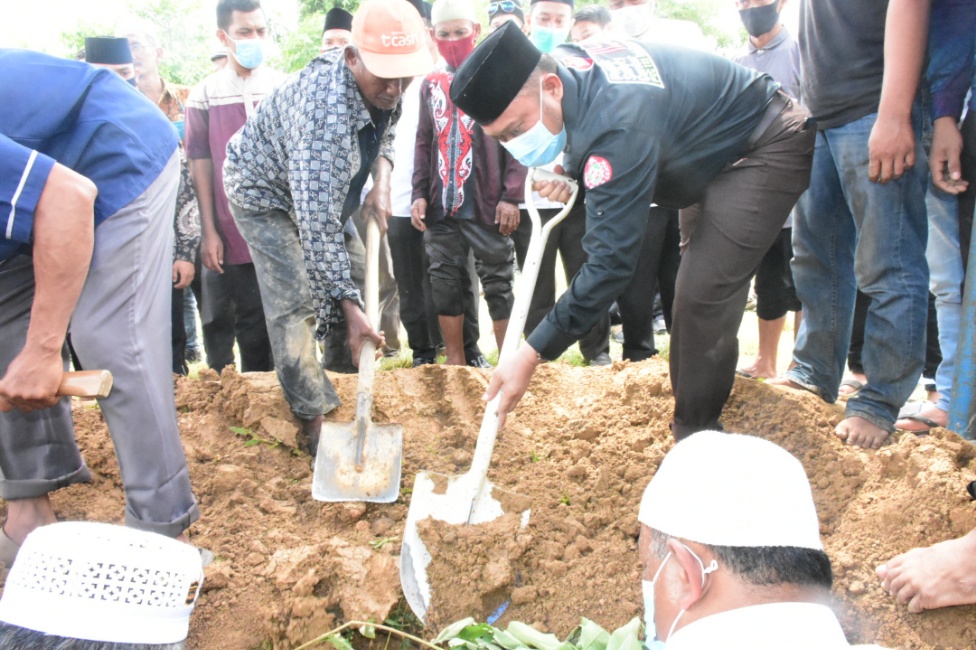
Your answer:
[59,370,113,399]
[351,216,382,465]
[466,168,581,500]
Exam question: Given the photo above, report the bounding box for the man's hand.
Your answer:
[173,260,195,289]
[340,299,385,367]
[868,113,916,184]
[483,344,542,428]
[930,116,968,195]
[411,198,428,232]
[362,185,393,235]
[495,201,520,236]
[0,347,63,413]
[201,229,224,273]
[530,164,573,203]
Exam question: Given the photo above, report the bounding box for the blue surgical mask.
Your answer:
[226,34,265,69]
[501,80,566,168]
[642,551,670,650]
[529,25,569,53]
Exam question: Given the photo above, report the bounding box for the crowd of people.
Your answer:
[1,0,975,645]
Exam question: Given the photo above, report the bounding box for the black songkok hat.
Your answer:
[324,6,354,32]
[450,21,541,125]
[85,37,133,65]
[531,0,573,8]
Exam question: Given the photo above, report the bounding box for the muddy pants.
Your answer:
[671,96,815,439]
[229,201,342,421]
[0,152,200,536]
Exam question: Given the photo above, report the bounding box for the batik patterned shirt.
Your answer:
[223,54,398,337]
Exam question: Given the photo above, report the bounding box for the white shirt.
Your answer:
[361,76,423,217]
[666,602,890,650]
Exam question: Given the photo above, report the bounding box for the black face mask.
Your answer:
[739,3,780,38]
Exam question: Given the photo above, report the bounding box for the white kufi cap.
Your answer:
[0,522,204,643]
[638,431,823,550]
[431,0,478,25]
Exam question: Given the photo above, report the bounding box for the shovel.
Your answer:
[312,216,403,503]
[400,169,580,622]
[59,370,114,398]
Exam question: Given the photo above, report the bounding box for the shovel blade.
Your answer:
[312,420,403,503]
[400,470,531,622]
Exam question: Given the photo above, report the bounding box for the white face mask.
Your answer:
[643,543,719,646]
[612,4,653,38]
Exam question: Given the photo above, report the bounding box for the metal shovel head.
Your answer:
[400,470,531,623]
[312,419,403,503]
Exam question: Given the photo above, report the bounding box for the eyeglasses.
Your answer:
[488,1,521,15]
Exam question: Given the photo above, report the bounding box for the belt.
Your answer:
[746,91,791,150]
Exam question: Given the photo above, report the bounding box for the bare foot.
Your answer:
[4,495,57,544]
[766,377,815,393]
[835,415,890,449]
[877,528,976,613]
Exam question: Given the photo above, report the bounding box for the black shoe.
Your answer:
[297,415,324,457]
[185,348,202,364]
[412,356,436,367]
[590,352,612,366]
[467,354,492,369]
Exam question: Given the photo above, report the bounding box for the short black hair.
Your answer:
[573,5,610,26]
[216,0,263,30]
[650,529,833,590]
[0,621,185,650]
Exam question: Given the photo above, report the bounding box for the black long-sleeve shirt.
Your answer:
[526,39,779,360]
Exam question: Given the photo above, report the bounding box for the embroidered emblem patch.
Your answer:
[584,156,613,189]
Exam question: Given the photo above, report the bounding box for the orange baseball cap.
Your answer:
[353,0,434,79]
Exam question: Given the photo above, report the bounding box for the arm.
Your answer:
[0,158,97,412]
[173,149,201,288]
[189,158,223,273]
[362,155,393,235]
[495,145,528,236]
[926,0,976,193]
[411,79,434,232]
[868,0,932,184]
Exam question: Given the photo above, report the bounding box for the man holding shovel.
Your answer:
[0,49,200,565]
[225,0,434,455]
[453,23,815,438]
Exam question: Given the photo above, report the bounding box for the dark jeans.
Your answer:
[199,262,274,373]
[961,110,976,273]
[511,204,611,361]
[617,205,680,361]
[672,98,815,439]
[172,286,187,375]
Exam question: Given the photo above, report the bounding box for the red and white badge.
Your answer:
[583,156,613,189]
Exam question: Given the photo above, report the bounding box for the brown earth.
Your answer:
[3,359,976,649]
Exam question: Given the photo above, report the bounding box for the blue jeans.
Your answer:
[787,112,929,431]
[926,184,963,412]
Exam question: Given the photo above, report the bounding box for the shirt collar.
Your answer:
[667,602,851,650]
[747,26,790,54]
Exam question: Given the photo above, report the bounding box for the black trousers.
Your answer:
[172,286,187,375]
[616,205,680,361]
[848,289,941,380]
[961,110,975,274]
[511,204,611,362]
[199,262,274,373]
[671,99,815,439]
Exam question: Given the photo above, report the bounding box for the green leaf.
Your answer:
[476,641,505,650]
[359,622,376,639]
[324,634,355,650]
[447,640,479,649]
[578,619,610,650]
[434,618,478,644]
[230,426,251,436]
[490,628,526,650]
[244,439,261,447]
[458,623,496,642]
[506,622,563,650]
[606,618,642,650]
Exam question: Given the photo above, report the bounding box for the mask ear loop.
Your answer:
[665,545,719,641]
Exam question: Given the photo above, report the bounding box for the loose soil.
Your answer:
[3,360,976,649]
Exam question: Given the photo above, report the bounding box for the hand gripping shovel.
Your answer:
[400,169,580,622]
[312,217,403,503]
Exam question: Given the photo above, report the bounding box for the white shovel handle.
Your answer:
[352,217,381,464]
[466,168,580,497]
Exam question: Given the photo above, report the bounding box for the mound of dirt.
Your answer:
[3,360,975,649]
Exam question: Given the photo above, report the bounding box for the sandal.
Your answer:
[838,378,865,400]
[896,414,939,435]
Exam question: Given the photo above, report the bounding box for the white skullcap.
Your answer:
[0,522,204,644]
[639,431,823,550]
[431,0,478,26]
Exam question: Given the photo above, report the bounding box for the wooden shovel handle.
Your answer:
[58,370,113,399]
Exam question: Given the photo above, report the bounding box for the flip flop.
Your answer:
[735,369,756,379]
[0,528,20,568]
[838,378,865,400]
[896,413,939,435]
